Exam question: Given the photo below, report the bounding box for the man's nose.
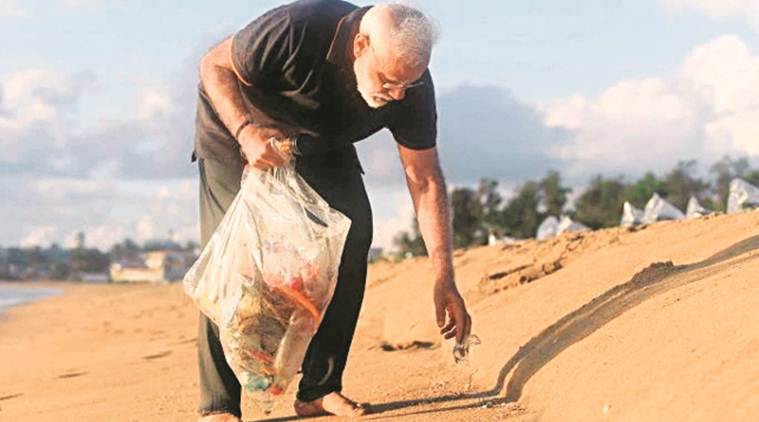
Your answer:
[387,87,406,101]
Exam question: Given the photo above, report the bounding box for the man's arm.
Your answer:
[397,144,471,343]
[198,37,286,169]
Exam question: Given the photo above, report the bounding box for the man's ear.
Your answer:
[354,33,369,59]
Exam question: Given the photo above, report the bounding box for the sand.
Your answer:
[1,210,757,421]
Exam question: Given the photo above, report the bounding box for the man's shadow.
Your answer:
[258,235,759,421]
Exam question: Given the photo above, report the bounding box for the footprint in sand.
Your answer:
[0,392,24,401]
[170,337,197,346]
[142,350,172,360]
[374,340,437,352]
[57,371,88,379]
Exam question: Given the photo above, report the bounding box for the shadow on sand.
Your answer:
[257,235,759,421]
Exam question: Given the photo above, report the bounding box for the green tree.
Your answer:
[183,240,199,252]
[392,218,426,257]
[623,172,665,209]
[662,160,710,211]
[450,186,485,248]
[745,169,759,187]
[540,170,570,217]
[500,181,542,239]
[108,238,141,261]
[69,248,110,275]
[574,175,627,229]
[50,262,70,280]
[477,178,506,242]
[710,156,751,211]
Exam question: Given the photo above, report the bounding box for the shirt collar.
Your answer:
[326,6,371,66]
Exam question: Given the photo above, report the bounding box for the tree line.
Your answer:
[394,156,759,256]
[0,237,198,281]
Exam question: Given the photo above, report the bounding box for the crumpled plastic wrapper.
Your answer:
[453,334,482,364]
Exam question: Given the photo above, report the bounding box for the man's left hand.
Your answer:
[433,276,471,344]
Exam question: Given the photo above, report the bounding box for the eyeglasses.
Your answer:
[379,77,425,91]
[365,35,425,91]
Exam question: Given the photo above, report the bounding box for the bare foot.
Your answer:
[294,392,368,417]
[198,412,241,422]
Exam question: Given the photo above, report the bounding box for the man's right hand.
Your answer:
[199,36,291,171]
[238,125,290,170]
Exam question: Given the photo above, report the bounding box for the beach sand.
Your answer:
[1,210,758,421]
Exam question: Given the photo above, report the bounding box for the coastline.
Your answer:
[0,281,200,422]
[0,281,67,319]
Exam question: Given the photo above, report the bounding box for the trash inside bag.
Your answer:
[183,162,351,413]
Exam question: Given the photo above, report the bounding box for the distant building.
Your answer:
[80,272,110,283]
[110,250,194,283]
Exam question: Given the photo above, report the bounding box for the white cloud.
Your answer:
[1,70,59,130]
[61,224,125,250]
[61,0,95,7]
[705,111,759,155]
[542,35,759,179]
[0,0,28,18]
[60,0,124,10]
[0,68,95,166]
[20,226,57,248]
[21,225,118,250]
[135,215,160,242]
[356,130,404,182]
[8,33,757,252]
[0,65,197,179]
[33,178,113,201]
[137,86,173,121]
[2,174,199,249]
[363,184,416,251]
[1,44,209,249]
[660,0,759,30]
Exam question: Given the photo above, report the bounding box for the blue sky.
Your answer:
[6,1,759,99]
[2,0,759,250]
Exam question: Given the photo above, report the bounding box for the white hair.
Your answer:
[385,4,439,69]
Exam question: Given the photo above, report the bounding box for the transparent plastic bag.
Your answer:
[686,196,709,219]
[642,193,684,224]
[536,216,559,240]
[620,201,644,227]
[537,215,588,240]
[183,161,351,412]
[557,215,588,235]
[727,178,759,214]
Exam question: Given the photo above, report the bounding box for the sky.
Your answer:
[2,0,759,251]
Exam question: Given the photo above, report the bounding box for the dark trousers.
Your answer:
[196,150,372,417]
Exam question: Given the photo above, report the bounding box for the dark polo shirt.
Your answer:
[191,0,438,168]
